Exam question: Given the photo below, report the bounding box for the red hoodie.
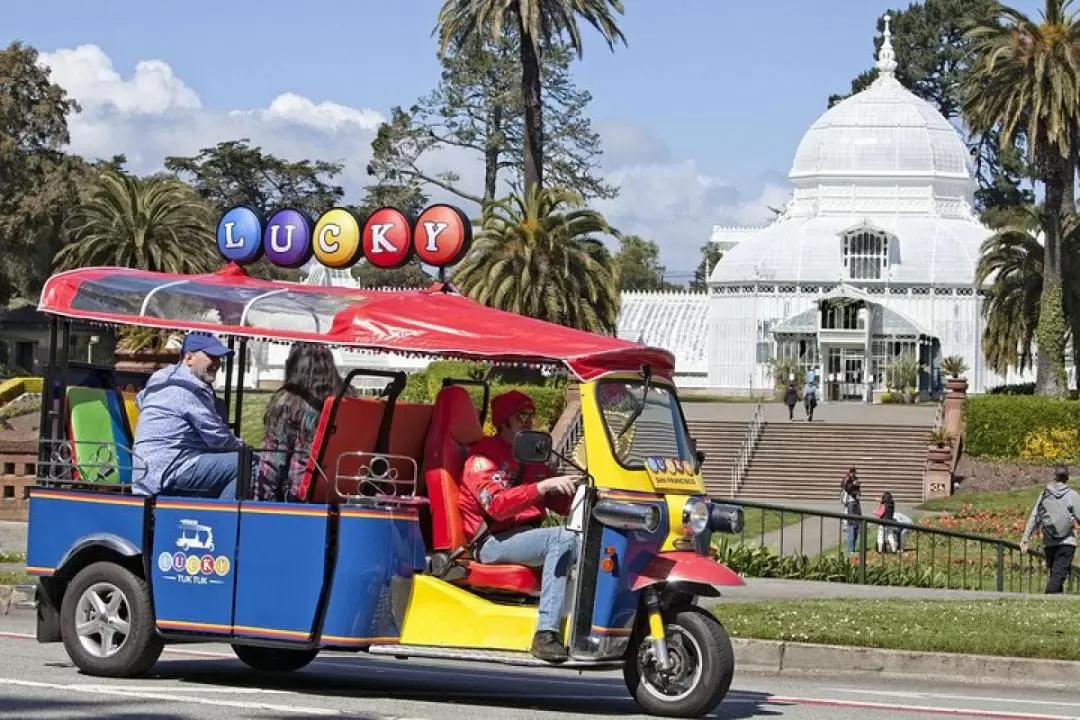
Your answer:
[459,436,572,542]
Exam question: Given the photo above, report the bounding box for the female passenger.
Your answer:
[253,342,342,502]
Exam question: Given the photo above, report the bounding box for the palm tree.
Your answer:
[451,185,620,334]
[962,0,1080,397]
[435,0,627,196]
[977,204,1080,384]
[55,169,220,274]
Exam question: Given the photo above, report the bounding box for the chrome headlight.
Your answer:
[682,497,709,535]
[593,500,661,533]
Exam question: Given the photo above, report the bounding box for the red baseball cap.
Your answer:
[491,390,535,427]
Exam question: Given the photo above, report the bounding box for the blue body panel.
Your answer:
[233,503,330,643]
[320,506,425,648]
[151,499,240,635]
[26,489,145,576]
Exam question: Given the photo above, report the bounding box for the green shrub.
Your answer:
[987,382,1036,396]
[964,395,1080,460]
[0,376,42,405]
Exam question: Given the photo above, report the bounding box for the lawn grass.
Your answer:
[680,394,765,404]
[712,598,1080,661]
[918,485,1044,514]
[737,507,804,540]
[0,570,31,585]
[0,552,25,564]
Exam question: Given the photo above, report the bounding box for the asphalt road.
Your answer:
[0,611,1077,720]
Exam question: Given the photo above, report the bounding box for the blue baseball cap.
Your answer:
[180,333,233,358]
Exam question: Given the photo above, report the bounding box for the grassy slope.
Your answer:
[918,485,1044,514]
[713,598,1080,660]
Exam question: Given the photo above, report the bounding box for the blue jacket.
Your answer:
[131,363,243,495]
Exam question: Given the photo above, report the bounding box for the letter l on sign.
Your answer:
[222,222,244,249]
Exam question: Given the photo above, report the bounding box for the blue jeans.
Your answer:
[846,518,860,553]
[479,526,579,634]
[164,452,255,499]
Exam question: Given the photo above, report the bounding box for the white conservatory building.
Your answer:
[243,18,1033,399]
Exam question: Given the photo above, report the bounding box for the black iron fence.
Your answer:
[712,498,1080,595]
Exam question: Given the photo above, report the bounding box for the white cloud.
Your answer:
[38,44,785,274]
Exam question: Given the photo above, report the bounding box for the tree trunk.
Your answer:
[1034,151,1072,398]
[518,28,544,196]
[483,105,502,203]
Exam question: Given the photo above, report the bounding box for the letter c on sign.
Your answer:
[313,208,362,269]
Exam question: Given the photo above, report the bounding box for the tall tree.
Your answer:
[963,0,1080,398]
[0,41,83,307]
[451,185,620,333]
[165,139,345,218]
[615,235,666,291]
[368,32,616,204]
[828,1,1033,219]
[690,242,724,291]
[54,169,220,274]
[435,0,627,196]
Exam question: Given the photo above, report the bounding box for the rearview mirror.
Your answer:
[513,430,553,464]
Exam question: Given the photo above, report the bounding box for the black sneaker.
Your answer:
[530,631,569,663]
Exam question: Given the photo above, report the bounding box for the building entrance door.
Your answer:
[842,353,864,401]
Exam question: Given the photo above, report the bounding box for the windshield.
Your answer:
[596,380,694,469]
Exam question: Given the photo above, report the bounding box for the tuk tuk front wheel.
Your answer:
[59,561,164,677]
[232,644,319,672]
[623,606,734,718]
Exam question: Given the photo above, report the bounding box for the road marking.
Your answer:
[0,677,342,716]
[830,688,1080,709]
[770,694,1078,719]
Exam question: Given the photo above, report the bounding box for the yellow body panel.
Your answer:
[398,575,540,651]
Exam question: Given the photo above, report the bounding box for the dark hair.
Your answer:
[263,343,341,432]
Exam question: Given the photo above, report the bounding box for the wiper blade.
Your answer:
[616,366,652,439]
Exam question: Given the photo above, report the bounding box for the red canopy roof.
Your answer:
[38,265,674,381]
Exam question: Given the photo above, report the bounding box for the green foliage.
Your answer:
[885,351,919,393]
[615,235,669,291]
[0,376,42,405]
[987,382,1036,395]
[941,355,969,377]
[368,28,616,204]
[451,185,620,334]
[690,242,724,291]
[54,170,220,275]
[767,356,802,389]
[963,395,1080,459]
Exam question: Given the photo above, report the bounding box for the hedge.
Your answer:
[964,395,1080,461]
[0,376,43,406]
[400,361,567,432]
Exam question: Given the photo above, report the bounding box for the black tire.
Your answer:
[623,605,735,718]
[60,561,164,677]
[232,644,319,672]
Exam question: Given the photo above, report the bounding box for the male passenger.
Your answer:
[132,333,245,498]
[459,390,581,663]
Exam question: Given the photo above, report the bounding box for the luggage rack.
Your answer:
[335,451,428,507]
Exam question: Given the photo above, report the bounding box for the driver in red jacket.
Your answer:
[459,389,581,663]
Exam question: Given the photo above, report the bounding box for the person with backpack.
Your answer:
[803,381,818,421]
[1019,466,1080,594]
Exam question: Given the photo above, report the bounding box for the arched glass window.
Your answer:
[842,229,890,281]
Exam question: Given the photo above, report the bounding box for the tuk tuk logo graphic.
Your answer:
[155,519,231,585]
[216,203,472,272]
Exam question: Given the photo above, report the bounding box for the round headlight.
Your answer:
[682,497,709,535]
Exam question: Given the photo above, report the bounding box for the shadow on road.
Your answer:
[135,654,789,719]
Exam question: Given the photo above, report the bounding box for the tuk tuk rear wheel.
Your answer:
[232,644,319,672]
[59,561,163,677]
[623,606,734,718]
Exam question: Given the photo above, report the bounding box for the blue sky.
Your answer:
[6,1,1045,276]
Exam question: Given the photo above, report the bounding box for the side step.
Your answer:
[367,644,622,670]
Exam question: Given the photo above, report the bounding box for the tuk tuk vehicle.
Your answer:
[25,262,745,718]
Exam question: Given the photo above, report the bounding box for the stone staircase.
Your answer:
[736,421,930,505]
[686,420,748,497]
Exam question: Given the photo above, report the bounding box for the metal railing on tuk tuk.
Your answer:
[710,498,1080,595]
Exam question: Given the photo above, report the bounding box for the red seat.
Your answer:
[297,396,385,503]
[423,385,541,594]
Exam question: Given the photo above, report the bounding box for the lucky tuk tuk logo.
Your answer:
[216,203,473,271]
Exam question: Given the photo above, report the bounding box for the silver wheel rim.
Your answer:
[639,623,705,704]
[74,581,131,659]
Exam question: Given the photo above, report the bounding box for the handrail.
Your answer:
[729,396,766,496]
[712,496,1080,594]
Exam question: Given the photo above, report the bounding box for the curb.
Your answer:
[733,638,1080,690]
